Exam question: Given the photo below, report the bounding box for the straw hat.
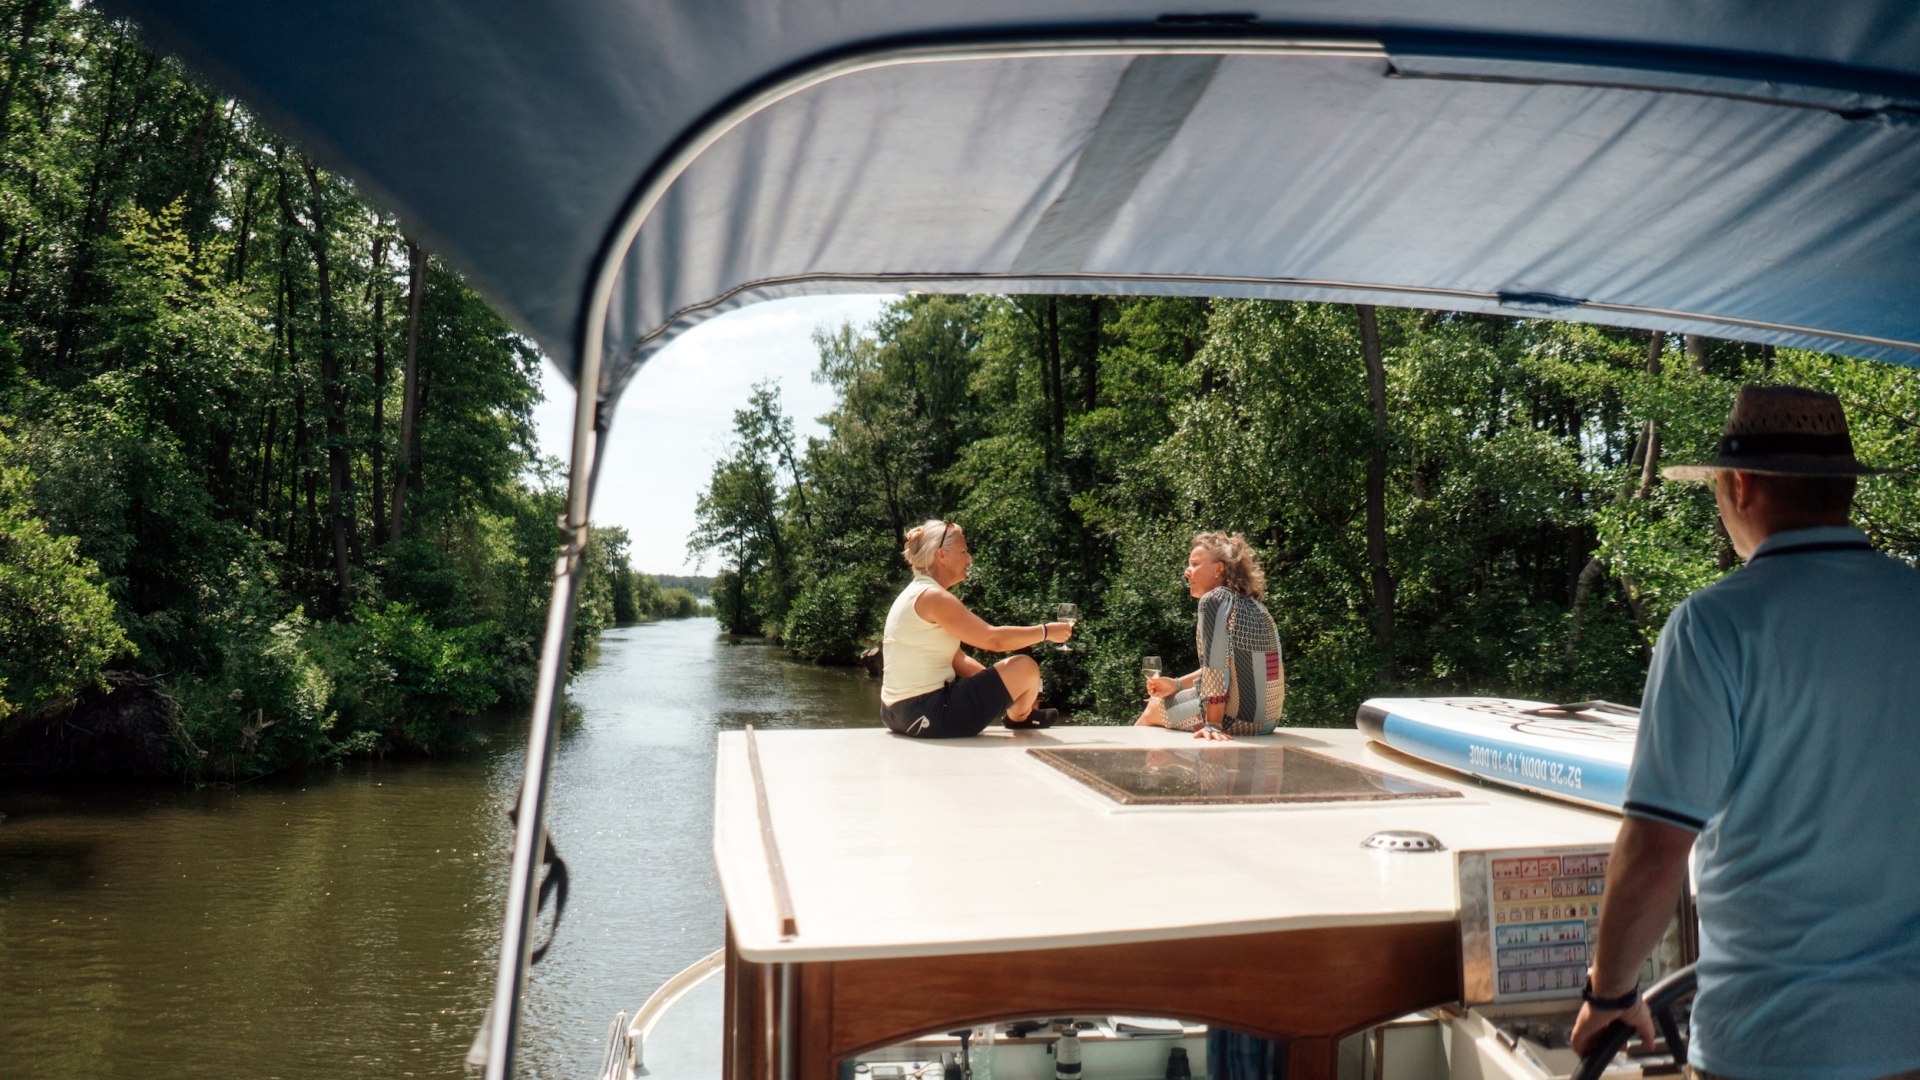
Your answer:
[1663,385,1889,481]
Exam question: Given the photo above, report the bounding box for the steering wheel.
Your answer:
[1570,963,1696,1080]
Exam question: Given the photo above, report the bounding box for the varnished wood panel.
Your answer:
[724,920,1460,1079]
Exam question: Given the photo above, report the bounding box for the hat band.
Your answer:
[1718,431,1854,459]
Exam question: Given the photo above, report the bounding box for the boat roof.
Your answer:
[101,1,1920,401]
[714,726,1619,962]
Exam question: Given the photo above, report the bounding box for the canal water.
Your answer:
[0,617,881,1079]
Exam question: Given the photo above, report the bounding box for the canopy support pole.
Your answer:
[474,355,611,1078]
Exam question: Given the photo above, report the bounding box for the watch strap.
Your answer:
[1581,974,1641,1011]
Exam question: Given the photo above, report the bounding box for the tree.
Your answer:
[0,432,132,724]
[689,384,795,634]
[389,237,425,543]
[1358,305,1395,678]
[0,6,615,777]
[694,295,1920,733]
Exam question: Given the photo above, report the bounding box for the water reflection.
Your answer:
[0,617,881,1079]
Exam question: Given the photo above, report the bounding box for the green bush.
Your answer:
[782,576,870,664]
[1079,525,1198,721]
[173,606,335,778]
[657,588,700,618]
[0,435,133,724]
[316,602,502,752]
[173,592,502,776]
[711,568,755,633]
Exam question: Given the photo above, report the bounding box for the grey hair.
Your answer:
[903,519,955,573]
[1191,531,1267,599]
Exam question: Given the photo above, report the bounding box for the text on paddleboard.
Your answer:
[1468,744,1583,791]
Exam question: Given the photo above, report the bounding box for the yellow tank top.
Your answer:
[881,574,961,705]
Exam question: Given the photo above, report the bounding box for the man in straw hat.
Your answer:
[1572,386,1920,1078]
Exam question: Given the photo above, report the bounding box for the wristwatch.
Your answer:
[1581,973,1641,1011]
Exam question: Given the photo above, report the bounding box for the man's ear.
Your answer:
[1729,470,1759,512]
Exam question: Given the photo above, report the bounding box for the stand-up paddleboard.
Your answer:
[1356,698,1638,811]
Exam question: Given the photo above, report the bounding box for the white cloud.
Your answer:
[533,295,891,576]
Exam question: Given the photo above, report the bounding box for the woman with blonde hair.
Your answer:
[880,519,1075,737]
[1138,531,1284,741]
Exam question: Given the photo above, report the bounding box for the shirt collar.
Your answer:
[1749,524,1870,559]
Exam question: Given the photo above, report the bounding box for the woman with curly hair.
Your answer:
[879,519,1075,738]
[1137,531,1285,741]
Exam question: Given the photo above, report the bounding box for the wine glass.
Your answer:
[1054,603,1079,651]
[1142,655,1162,686]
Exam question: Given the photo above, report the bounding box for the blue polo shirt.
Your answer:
[1626,526,1920,1079]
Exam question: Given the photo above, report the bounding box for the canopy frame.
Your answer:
[584,25,1920,394]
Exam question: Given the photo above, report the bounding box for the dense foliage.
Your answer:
[0,4,690,777]
[694,297,1920,724]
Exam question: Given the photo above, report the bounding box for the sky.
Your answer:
[531,295,892,577]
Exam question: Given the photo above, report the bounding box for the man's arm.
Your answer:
[1570,815,1695,1053]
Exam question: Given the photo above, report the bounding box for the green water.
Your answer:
[0,618,881,1078]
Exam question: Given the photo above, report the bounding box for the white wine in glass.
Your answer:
[1142,655,1162,684]
[1054,603,1079,652]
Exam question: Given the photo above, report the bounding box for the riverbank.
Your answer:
[0,615,716,786]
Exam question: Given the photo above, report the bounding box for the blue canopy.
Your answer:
[102,2,1920,405]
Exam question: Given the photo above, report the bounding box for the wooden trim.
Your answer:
[726,920,1460,1079]
[1287,1036,1339,1077]
[796,962,834,1076]
[722,922,764,1080]
[743,726,800,939]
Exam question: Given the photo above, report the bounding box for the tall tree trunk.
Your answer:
[297,158,357,608]
[0,2,48,150]
[178,93,220,253]
[1043,297,1064,471]
[289,386,308,571]
[777,436,811,534]
[411,370,429,501]
[0,1,53,257]
[303,419,321,572]
[4,227,28,305]
[1357,305,1395,680]
[53,35,132,369]
[389,239,426,544]
[1632,332,1666,500]
[368,228,388,542]
[275,223,301,569]
[1079,296,1101,412]
[0,156,41,312]
[1569,331,1666,653]
[230,168,259,284]
[866,418,906,551]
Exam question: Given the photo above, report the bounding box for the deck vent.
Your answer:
[1362,830,1444,853]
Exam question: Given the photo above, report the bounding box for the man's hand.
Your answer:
[1571,998,1656,1058]
[1574,815,1694,1061]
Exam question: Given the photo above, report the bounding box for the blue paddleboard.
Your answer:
[1356,697,1636,811]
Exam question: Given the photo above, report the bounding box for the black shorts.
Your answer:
[880,668,1014,738]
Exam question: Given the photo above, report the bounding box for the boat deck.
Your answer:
[710,724,1624,1078]
[715,725,1622,962]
